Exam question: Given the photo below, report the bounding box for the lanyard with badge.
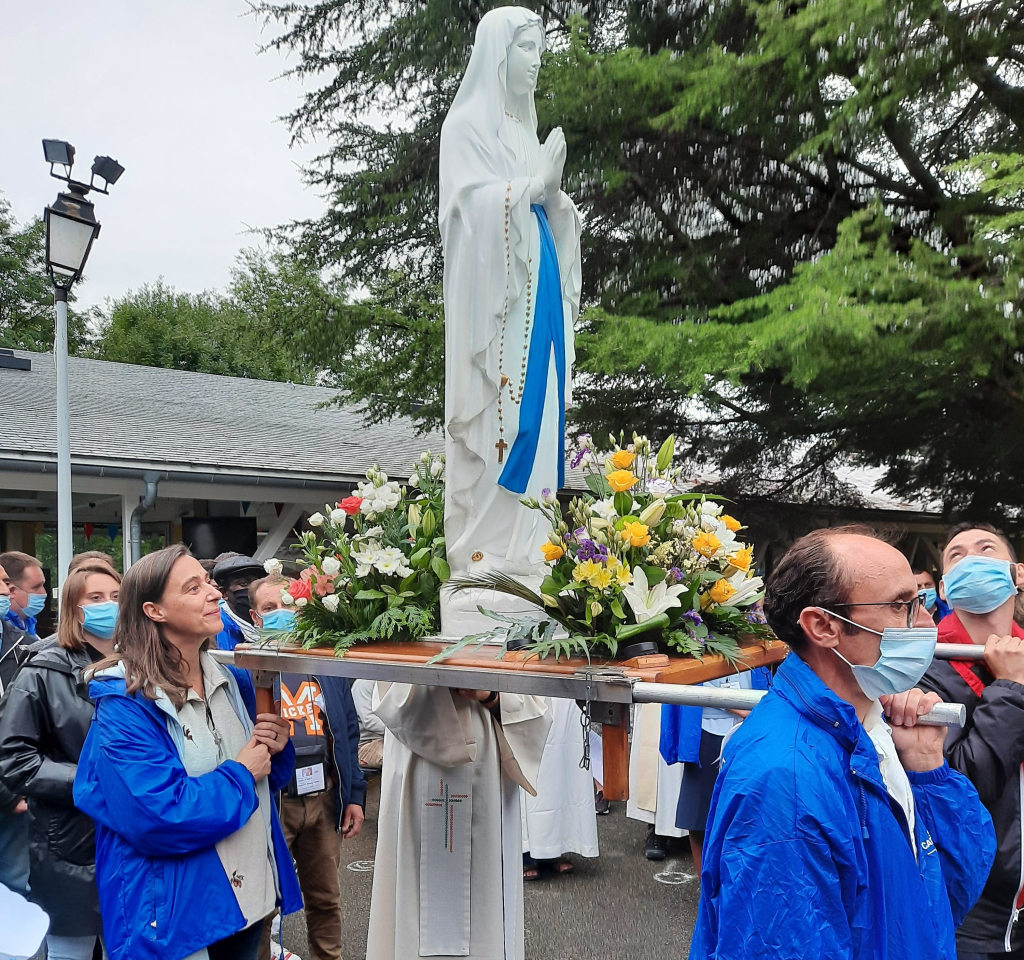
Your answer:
[277,673,329,797]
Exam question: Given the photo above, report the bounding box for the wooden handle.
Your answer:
[601,706,630,801]
[255,686,275,715]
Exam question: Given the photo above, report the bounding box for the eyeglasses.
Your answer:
[830,596,923,629]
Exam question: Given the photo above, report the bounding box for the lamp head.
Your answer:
[91,156,124,190]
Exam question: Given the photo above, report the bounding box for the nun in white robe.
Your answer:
[438,5,582,636]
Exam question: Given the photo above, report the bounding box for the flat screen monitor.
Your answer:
[181,518,258,559]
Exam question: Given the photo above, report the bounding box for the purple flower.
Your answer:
[667,567,684,584]
[683,610,703,626]
[575,538,609,562]
[570,450,585,469]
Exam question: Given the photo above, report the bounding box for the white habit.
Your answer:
[626,703,687,838]
[367,684,551,960]
[520,698,599,860]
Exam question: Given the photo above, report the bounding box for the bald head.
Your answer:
[764,526,916,649]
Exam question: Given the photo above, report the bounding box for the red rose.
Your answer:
[288,577,313,602]
[339,496,363,515]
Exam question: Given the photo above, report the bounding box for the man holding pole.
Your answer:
[690,526,995,960]
[911,522,1024,959]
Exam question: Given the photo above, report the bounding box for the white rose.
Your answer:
[372,498,389,514]
[294,597,308,608]
[359,499,376,517]
[430,459,443,477]
[355,563,372,578]
[322,556,342,576]
[330,508,346,525]
[281,591,295,605]
[378,471,389,483]
[307,512,325,527]
[322,594,340,613]
[263,558,283,576]
[409,471,420,486]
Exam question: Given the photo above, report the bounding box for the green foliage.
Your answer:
[92,258,311,381]
[256,0,1024,510]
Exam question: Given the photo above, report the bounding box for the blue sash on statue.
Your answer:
[498,204,566,495]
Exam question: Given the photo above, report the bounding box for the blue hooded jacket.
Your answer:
[74,663,303,960]
[690,652,996,960]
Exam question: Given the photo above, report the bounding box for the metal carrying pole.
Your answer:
[632,681,966,728]
[934,643,986,661]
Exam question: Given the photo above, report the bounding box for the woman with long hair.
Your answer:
[74,544,301,960]
[0,559,120,960]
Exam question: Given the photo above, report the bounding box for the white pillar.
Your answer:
[54,289,72,593]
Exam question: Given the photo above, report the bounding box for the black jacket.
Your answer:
[0,643,103,937]
[919,655,1024,953]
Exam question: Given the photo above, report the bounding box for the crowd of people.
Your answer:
[0,518,1021,960]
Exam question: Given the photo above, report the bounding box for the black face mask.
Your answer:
[230,587,252,621]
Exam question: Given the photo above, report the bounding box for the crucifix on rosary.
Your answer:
[495,437,508,463]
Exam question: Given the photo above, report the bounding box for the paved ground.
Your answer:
[278,773,700,960]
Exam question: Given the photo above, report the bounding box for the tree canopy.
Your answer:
[255,0,1024,514]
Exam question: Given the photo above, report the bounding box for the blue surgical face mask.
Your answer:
[0,596,9,619]
[81,601,119,641]
[920,588,938,611]
[942,555,1018,615]
[20,592,46,618]
[261,608,297,632]
[823,609,938,700]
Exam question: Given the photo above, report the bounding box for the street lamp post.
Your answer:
[42,140,123,591]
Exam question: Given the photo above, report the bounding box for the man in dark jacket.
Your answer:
[911,522,1024,959]
[213,554,265,651]
[691,526,995,960]
[250,575,367,960]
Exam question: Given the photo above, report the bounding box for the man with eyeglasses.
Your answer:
[690,525,994,960]
[902,522,1024,959]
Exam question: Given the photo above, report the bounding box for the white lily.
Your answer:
[727,572,764,607]
[621,567,686,623]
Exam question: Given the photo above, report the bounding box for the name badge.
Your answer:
[295,762,326,795]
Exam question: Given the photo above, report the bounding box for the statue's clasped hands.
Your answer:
[531,127,566,204]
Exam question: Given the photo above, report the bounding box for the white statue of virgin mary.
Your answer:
[439,6,582,636]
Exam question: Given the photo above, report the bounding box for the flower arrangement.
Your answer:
[444,432,772,662]
[263,453,449,653]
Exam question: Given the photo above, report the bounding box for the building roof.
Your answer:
[0,350,445,488]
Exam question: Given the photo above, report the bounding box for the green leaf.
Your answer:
[354,589,385,600]
[410,547,431,568]
[613,492,632,517]
[586,473,611,498]
[430,556,451,581]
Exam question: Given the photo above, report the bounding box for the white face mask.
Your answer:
[822,609,938,701]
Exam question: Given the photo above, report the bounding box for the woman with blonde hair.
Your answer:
[74,544,301,960]
[0,559,121,960]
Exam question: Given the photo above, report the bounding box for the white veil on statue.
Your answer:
[439,6,582,636]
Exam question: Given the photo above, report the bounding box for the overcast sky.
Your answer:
[0,0,325,310]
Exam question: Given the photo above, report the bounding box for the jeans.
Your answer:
[46,935,104,960]
[208,920,265,960]
[0,806,29,895]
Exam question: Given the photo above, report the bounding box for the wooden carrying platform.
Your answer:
[234,639,787,802]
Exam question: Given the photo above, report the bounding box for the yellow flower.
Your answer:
[709,579,737,605]
[615,564,633,586]
[541,541,565,562]
[721,515,742,533]
[589,568,613,590]
[727,545,753,573]
[693,531,722,558]
[607,469,639,493]
[619,521,651,548]
[609,449,637,471]
[573,559,601,582]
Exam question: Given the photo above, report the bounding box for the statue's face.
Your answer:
[506,26,542,98]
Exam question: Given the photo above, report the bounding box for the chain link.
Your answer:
[579,675,592,771]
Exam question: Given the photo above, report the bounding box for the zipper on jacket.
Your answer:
[1005,764,1024,952]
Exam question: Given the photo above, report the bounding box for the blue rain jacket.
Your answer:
[660,666,771,766]
[215,603,246,652]
[74,663,302,960]
[690,652,996,960]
